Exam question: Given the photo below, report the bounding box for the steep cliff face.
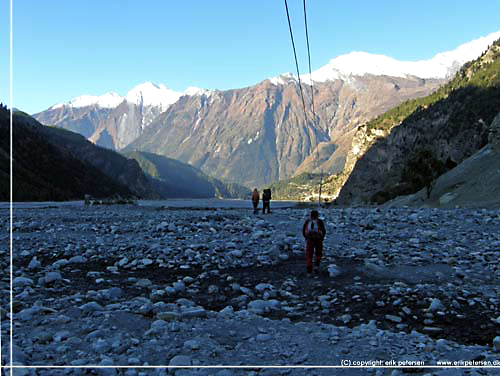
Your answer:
[336,40,500,205]
[383,112,500,208]
[33,83,183,150]
[127,76,443,187]
[34,101,170,150]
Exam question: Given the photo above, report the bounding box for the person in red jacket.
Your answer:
[251,188,260,214]
[302,210,326,275]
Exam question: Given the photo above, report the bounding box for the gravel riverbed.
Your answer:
[1,202,499,375]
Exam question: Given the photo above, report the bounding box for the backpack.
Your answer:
[263,189,271,201]
[252,191,259,202]
[306,219,322,239]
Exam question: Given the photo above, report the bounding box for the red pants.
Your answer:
[305,239,323,273]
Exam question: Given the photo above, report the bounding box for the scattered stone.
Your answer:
[385,314,402,323]
[44,271,62,284]
[494,336,500,351]
[68,255,87,264]
[4,204,500,368]
[428,299,445,312]
[12,277,33,288]
[28,257,41,269]
[79,301,103,313]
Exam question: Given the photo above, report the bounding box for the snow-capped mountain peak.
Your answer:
[125,82,183,109]
[272,30,500,84]
[269,73,295,85]
[184,86,213,97]
[50,92,124,110]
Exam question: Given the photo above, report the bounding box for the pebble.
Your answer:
[168,354,192,366]
[428,298,445,312]
[44,271,62,284]
[12,277,33,288]
[4,204,500,370]
[494,336,500,351]
[385,314,402,323]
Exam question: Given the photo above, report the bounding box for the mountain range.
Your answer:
[1,107,248,201]
[33,31,500,190]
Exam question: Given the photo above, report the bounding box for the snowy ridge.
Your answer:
[184,86,214,97]
[270,30,500,84]
[269,73,295,86]
[49,83,213,112]
[48,30,500,110]
[125,82,183,110]
[50,92,123,110]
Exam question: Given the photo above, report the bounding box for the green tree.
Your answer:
[402,148,446,198]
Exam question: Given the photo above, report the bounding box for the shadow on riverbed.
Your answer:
[18,250,498,347]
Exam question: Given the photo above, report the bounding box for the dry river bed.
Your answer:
[0,202,499,375]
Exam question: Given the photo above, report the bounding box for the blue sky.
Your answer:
[1,0,500,114]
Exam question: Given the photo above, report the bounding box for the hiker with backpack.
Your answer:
[302,210,326,275]
[262,188,271,214]
[251,188,260,214]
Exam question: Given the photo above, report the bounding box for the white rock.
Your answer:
[340,314,352,323]
[183,339,200,350]
[136,279,152,288]
[230,250,243,258]
[12,277,33,288]
[385,314,402,323]
[157,312,180,321]
[182,276,195,284]
[328,264,341,277]
[93,338,110,353]
[255,283,274,292]
[435,339,449,352]
[80,301,104,313]
[52,259,69,269]
[28,257,41,269]
[45,271,62,284]
[150,319,168,332]
[68,256,87,264]
[428,298,445,312]
[156,221,168,232]
[247,299,280,315]
[494,336,500,351]
[173,281,186,293]
[256,333,272,342]
[181,307,207,319]
[141,258,153,266]
[118,257,129,267]
[168,354,192,369]
[217,306,234,317]
[252,231,266,240]
[16,307,40,321]
[176,298,196,307]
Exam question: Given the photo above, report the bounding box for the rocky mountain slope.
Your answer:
[127,76,443,187]
[335,38,500,205]
[33,83,185,150]
[0,107,148,201]
[385,113,500,208]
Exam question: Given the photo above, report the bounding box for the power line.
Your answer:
[284,0,309,127]
[284,0,324,206]
[302,0,316,123]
